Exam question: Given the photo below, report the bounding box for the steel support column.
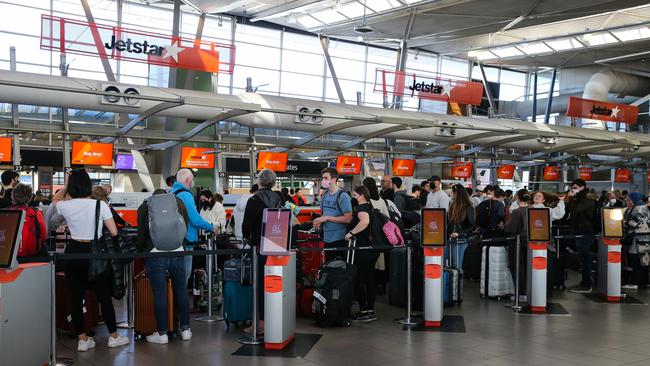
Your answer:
[183,13,207,90]
[393,10,416,110]
[320,35,345,104]
[477,62,497,117]
[249,128,257,186]
[543,68,557,125]
[532,71,538,122]
[9,46,20,168]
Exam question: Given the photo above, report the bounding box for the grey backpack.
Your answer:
[147,194,187,251]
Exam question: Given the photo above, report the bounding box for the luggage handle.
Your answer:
[346,238,356,264]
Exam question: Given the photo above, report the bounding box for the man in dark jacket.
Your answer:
[391,177,410,212]
[0,170,19,209]
[566,179,597,293]
[380,175,394,202]
[242,169,282,334]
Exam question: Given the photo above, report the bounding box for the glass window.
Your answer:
[280,72,323,98]
[325,78,364,103]
[471,65,499,82]
[441,57,469,79]
[406,51,437,74]
[236,24,280,48]
[283,32,322,53]
[236,42,281,70]
[0,33,51,66]
[367,47,396,65]
[232,65,279,94]
[0,4,44,36]
[282,50,323,76]
[328,57,365,82]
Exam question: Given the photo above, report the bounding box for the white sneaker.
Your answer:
[107,334,130,348]
[77,337,96,352]
[181,329,192,341]
[146,332,169,344]
[622,284,638,290]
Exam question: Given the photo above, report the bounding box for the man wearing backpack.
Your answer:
[566,179,597,293]
[170,169,218,284]
[136,189,192,344]
[0,170,19,209]
[10,183,47,260]
[314,167,353,262]
[475,188,506,238]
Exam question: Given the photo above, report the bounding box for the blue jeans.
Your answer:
[145,256,190,333]
[575,236,595,287]
[445,242,468,268]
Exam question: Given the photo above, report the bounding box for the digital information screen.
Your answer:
[260,209,292,256]
[602,208,625,238]
[421,208,446,246]
[0,210,24,268]
[527,207,551,243]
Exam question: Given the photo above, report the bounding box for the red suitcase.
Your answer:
[296,231,324,283]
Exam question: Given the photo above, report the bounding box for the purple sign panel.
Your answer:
[115,154,136,170]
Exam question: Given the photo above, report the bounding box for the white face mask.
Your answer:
[610,199,617,205]
[321,179,331,189]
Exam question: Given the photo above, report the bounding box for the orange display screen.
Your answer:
[0,137,11,163]
[336,156,362,175]
[543,166,560,181]
[451,161,473,178]
[421,208,446,246]
[615,168,631,183]
[579,168,593,181]
[602,208,624,238]
[527,208,551,243]
[180,147,215,169]
[71,141,114,166]
[393,159,416,177]
[497,165,515,179]
[257,152,288,172]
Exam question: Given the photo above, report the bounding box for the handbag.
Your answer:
[637,240,650,267]
[88,200,111,283]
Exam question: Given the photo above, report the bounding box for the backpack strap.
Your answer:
[173,188,193,197]
[336,189,344,214]
[29,207,42,253]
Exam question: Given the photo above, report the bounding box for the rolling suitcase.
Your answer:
[480,245,515,299]
[223,281,253,326]
[443,267,463,305]
[388,246,407,307]
[463,242,482,281]
[134,272,177,337]
[313,239,357,327]
[55,272,100,336]
[296,231,325,283]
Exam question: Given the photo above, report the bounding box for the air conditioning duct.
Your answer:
[294,106,324,124]
[100,84,141,107]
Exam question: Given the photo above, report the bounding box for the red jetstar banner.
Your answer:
[451,162,473,179]
[543,166,560,181]
[615,168,631,183]
[40,15,235,74]
[566,96,638,124]
[578,167,593,181]
[497,165,515,180]
[374,69,484,105]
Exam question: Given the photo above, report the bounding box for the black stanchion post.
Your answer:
[50,259,74,366]
[395,242,420,327]
[506,235,524,312]
[117,262,134,329]
[196,233,224,323]
[238,244,263,345]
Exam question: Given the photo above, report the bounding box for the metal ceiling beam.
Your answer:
[499,0,542,32]
[100,101,182,143]
[419,131,503,154]
[340,125,413,150]
[289,120,378,149]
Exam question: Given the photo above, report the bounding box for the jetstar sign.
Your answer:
[40,15,235,74]
[566,96,638,124]
[374,69,484,105]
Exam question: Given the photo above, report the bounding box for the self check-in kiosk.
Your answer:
[421,208,446,327]
[261,208,296,349]
[598,208,625,302]
[0,210,53,366]
[526,207,551,313]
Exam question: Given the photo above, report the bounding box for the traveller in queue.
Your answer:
[11,183,47,259]
[566,179,597,293]
[293,189,308,206]
[346,186,378,323]
[52,169,129,352]
[242,169,283,335]
[137,189,192,344]
[531,191,566,221]
[199,189,228,234]
[623,194,650,290]
[505,189,531,298]
[362,177,390,291]
[380,175,394,202]
[170,169,217,283]
[233,184,258,244]
[391,177,410,213]
[0,169,19,209]
[313,167,353,262]
[101,184,130,228]
[419,180,431,208]
[426,176,450,210]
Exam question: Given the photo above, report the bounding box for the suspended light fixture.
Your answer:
[354,0,374,33]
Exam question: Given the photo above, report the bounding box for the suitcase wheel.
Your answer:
[345,320,351,327]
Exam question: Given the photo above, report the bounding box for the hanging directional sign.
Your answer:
[451,161,473,178]
[375,69,484,105]
[578,167,593,181]
[566,96,639,124]
[615,168,631,183]
[497,165,515,179]
[40,15,235,74]
[543,166,560,181]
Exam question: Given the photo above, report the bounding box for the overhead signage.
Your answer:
[257,152,288,172]
[579,167,593,181]
[497,165,515,180]
[71,141,114,166]
[647,171,650,184]
[451,161,473,179]
[180,147,215,169]
[0,137,11,163]
[615,168,631,183]
[543,166,560,181]
[40,15,235,74]
[226,158,326,175]
[336,156,363,175]
[393,159,416,177]
[375,69,484,105]
[115,154,136,170]
[566,96,639,124]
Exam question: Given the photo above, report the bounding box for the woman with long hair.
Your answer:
[345,186,377,322]
[447,184,475,267]
[199,189,227,233]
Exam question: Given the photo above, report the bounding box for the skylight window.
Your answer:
[297,15,323,29]
[312,8,348,23]
[583,32,618,46]
[545,37,584,51]
[366,0,403,12]
[340,1,371,18]
[467,50,498,60]
[518,41,552,55]
[491,46,523,58]
[612,26,650,41]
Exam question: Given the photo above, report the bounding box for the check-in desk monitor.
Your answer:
[0,210,25,269]
[260,208,292,256]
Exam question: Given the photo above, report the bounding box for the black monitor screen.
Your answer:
[0,210,24,268]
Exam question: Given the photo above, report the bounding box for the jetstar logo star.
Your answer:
[408,80,455,97]
[104,36,185,62]
[590,105,620,118]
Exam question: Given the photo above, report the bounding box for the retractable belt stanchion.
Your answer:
[117,262,134,329]
[424,246,444,327]
[527,241,548,313]
[598,237,623,302]
[196,233,224,322]
[264,252,296,350]
[51,258,74,366]
[238,244,264,345]
[507,235,524,312]
[396,242,420,326]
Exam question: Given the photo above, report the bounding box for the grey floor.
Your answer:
[57,273,650,366]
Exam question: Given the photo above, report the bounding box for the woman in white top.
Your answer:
[52,170,129,352]
[531,191,566,222]
[199,190,228,233]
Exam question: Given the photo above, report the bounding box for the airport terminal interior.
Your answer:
[4,0,650,365]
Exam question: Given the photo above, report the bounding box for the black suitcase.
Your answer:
[387,244,424,310]
[313,241,357,327]
[463,242,482,281]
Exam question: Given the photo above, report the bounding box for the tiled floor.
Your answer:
[56,273,650,366]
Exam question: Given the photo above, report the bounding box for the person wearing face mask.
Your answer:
[199,190,227,233]
[426,176,450,210]
[622,194,650,290]
[603,191,625,208]
[170,169,218,284]
[313,167,353,262]
[566,179,597,293]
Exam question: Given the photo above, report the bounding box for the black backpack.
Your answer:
[370,208,390,247]
[313,259,357,327]
[475,199,492,229]
[405,196,422,211]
